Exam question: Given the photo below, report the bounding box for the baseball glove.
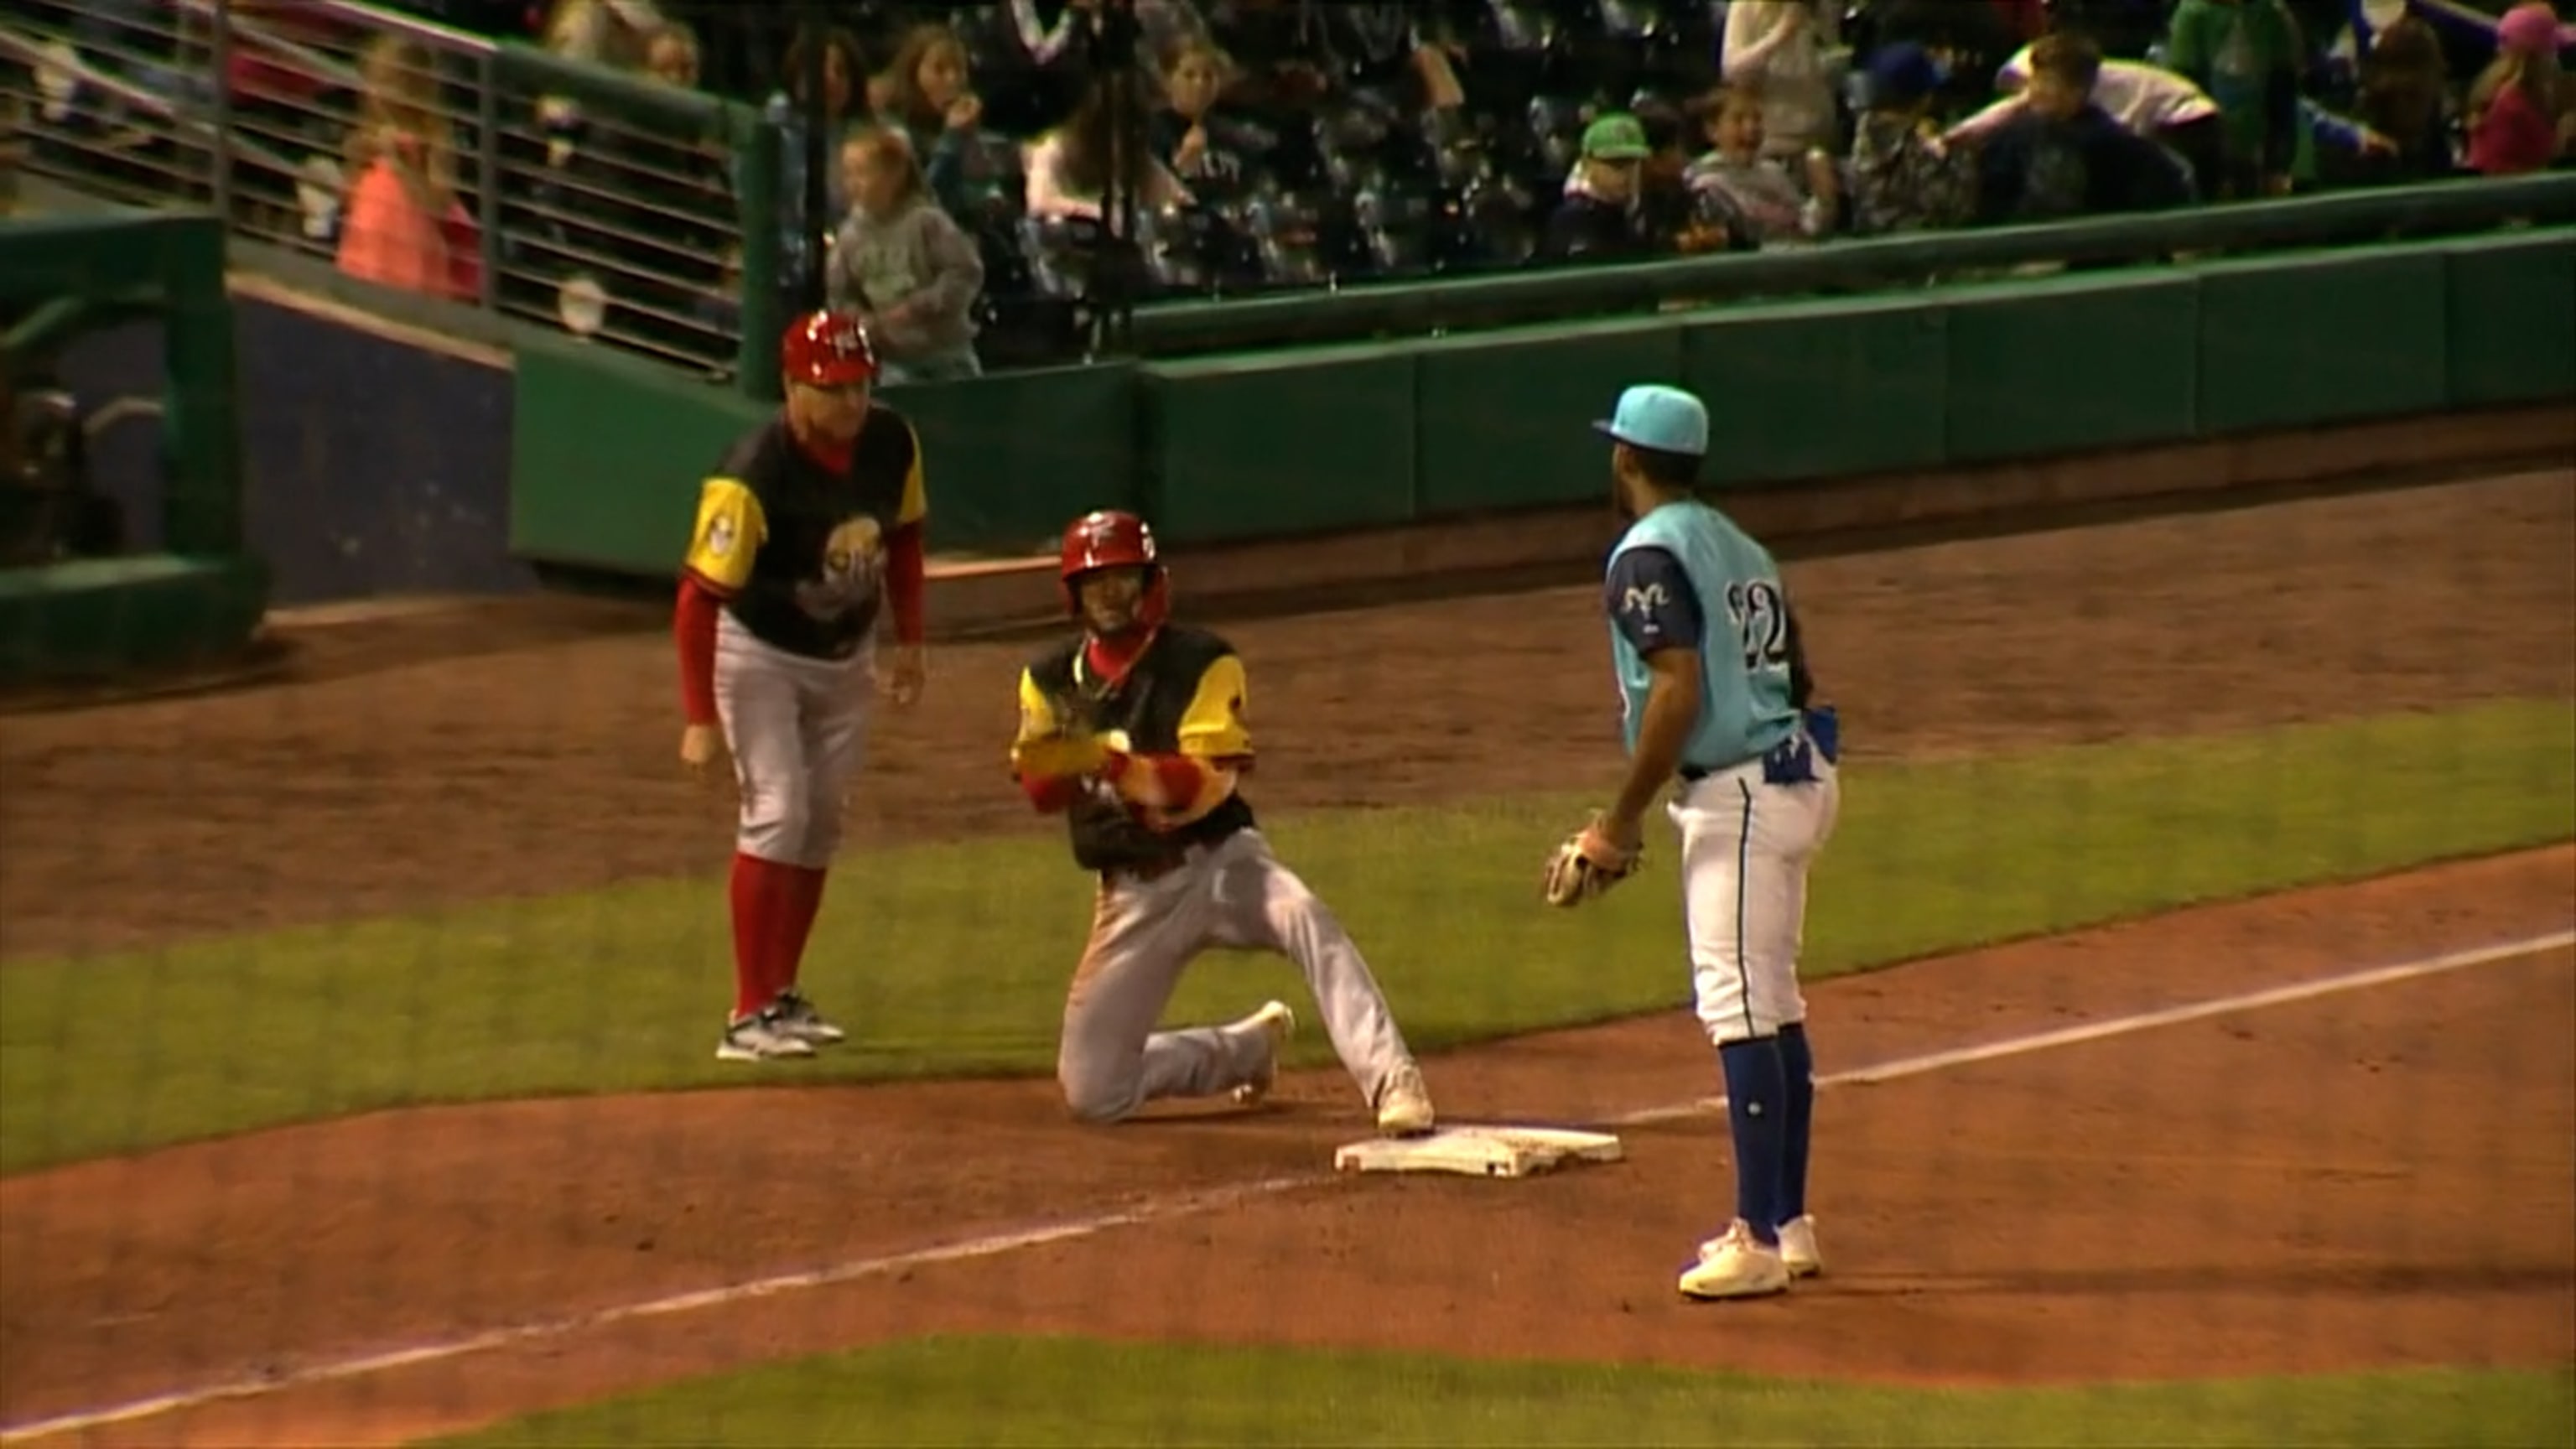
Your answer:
[1542,817,1642,908]
[1014,685,1109,782]
[1015,727,1109,782]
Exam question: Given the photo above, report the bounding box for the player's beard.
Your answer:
[1611,470,1642,522]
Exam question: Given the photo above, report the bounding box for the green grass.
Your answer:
[3,700,2570,1173]
[432,1336,2576,1449]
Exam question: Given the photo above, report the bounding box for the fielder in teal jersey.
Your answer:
[1555,382,1843,1302]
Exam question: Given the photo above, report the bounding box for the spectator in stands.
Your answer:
[543,0,663,69]
[1006,0,1211,126]
[538,0,664,128]
[2044,0,2174,60]
[2465,2,2573,174]
[1848,42,1977,235]
[2162,0,2305,195]
[1026,76,1193,222]
[829,127,986,385]
[1722,0,1849,163]
[336,35,477,302]
[2348,15,2459,177]
[1540,112,1662,263]
[1153,41,1249,196]
[645,18,701,89]
[766,24,870,298]
[1015,0,1212,73]
[1208,1,1465,115]
[1948,41,2227,200]
[1307,3,1467,112]
[1971,32,2196,224]
[1867,0,2031,104]
[1632,98,1701,249]
[2297,14,2456,187]
[1680,83,1839,251]
[872,24,1013,219]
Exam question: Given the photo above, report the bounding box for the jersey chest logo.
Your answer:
[794,515,886,621]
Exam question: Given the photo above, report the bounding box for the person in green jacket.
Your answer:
[2163,0,2308,196]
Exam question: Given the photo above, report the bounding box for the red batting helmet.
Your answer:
[1058,510,1169,633]
[780,309,876,387]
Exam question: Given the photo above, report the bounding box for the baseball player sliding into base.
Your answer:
[1009,509,1437,1136]
[675,310,929,1062]
[1545,384,1842,1301]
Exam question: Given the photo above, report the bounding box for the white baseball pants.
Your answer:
[714,612,875,869]
[1670,756,1841,1047]
[1057,828,1416,1124]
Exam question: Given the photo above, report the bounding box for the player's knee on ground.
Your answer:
[1057,1058,1144,1124]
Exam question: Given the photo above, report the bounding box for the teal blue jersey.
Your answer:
[1604,499,1801,770]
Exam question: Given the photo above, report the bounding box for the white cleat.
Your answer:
[770,990,847,1046]
[1679,1221,1793,1301]
[1776,1215,1823,1279]
[1230,1000,1296,1106]
[715,1010,818,1062]
[1374,1062,1437,1138]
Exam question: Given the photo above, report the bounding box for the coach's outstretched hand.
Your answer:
[1542,813,1642,908]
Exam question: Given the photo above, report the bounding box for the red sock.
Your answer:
[769,866,828,998]
[728,853,776,1020]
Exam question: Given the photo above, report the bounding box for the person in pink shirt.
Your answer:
[335,35,480,302]
[2466,2,2573,176]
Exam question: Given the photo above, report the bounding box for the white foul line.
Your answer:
[1616,929,2576,1126]
[3,927,2568,1446]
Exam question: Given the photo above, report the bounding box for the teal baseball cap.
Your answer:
[1592,384,1709,457]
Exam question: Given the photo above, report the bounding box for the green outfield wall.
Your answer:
[506,226,2576,571]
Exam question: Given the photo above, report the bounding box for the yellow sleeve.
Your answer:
[682,477,764,591]
[1175,654,1254,765]
[896,422,927,526]
[1012,668,1057,755]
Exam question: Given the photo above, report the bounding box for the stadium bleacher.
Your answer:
[2,0,2563,378]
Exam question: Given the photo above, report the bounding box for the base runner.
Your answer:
[1542,384,1841,1301]
[675,310,929,1062]
[1009,509,1436,1135]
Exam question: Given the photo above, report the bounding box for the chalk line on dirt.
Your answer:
[4,927,2568,1445]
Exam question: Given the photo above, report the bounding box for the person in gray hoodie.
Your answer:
[828,127,987,386]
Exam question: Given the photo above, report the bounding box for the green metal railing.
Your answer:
[2,0,787,398]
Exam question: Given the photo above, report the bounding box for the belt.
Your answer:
[1677,754,1751,784]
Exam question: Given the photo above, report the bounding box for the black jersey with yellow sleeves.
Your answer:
[1015,625,1257,873]
[680,404,927,661]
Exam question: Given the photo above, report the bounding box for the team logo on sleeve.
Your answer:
[704,516,736,558]
[794,515,886,621]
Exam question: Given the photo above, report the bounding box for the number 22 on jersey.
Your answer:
[1724,579,1790,675]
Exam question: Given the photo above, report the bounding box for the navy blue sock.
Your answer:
[1778,1024,1815,1224]
[1718,1036,1788,1245]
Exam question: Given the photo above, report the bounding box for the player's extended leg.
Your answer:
[711,615,819,1062]
[1774,771,1839,1272]
[1205,830,1435,1135]
[1058,857,1285,1124]
[1669,763,1838,1299]
[765,652,876,1046]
